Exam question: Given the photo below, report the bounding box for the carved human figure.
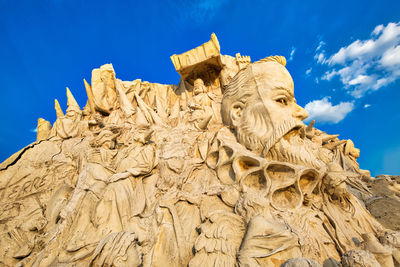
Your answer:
[91,64,118,114]
[188,78,213,129]
[54,88,88,139]
[60,130,119,254]
[56,129,156,264]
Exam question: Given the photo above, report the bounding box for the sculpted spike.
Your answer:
[306,120,315,132]
[135,105,150,128]
[54,99,64,118]
[299,126,306,139]
[148,107,167,126]
[322,134,339,143]
[323,140,347,150]
[115,79,135,116]
[135,92,166,126]
[83,79,96,115]
[66,87,81,113]
[155,95,168,119]
[134,93,153,123]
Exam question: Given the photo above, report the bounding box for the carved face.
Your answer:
[65,109,81,121]
[223,61,328,169]
[228,62,308,154]
[253,63,308,132]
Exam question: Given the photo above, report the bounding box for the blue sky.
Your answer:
[0,0,399,176]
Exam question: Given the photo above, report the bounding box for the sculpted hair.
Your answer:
[256,55,286,66]
[221,65,258,127]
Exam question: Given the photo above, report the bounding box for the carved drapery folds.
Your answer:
[1,33,399,266]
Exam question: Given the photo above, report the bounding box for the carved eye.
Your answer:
[276,98,288,105]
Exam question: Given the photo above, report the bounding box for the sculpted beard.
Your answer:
[236,103,323,169]
[236,102,271,154]
[266,132,324,170]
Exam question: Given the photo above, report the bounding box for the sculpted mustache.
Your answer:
[259,119,324,169]
[236,105,305,156]
[262,118,303,155]
[267,139,323,170]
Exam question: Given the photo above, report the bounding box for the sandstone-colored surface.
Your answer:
[0,34,399,266]
[364,175,400,231]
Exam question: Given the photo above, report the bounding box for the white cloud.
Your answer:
[316,41,326,51]
[314,52,326,64]
[289,47,296,61]
[372,24,384,36]
[304,97,354,124]
[348,74,374,86]
[305,68,312,76]
[364,104,371,108]
[315,21,400,98]
[321,69,338,81]
[30,128,37,133]
[381,45,400,66]
[314,41,327,64]
[328,39,376,65]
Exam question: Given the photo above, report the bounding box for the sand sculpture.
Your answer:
[1,34,399,266]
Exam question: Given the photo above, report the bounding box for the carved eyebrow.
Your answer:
[274,87,293,97]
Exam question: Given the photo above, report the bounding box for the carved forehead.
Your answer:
[251,62,294,96]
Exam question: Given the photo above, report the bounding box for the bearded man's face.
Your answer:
[232,62,323,169]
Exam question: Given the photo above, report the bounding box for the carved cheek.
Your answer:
[262,101,286,126]
[277,105,293,119]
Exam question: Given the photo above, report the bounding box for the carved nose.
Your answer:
[294,104,308,120]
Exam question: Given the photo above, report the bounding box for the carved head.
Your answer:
[65,109,82,122]
[91,129,118,149]
[66,87,82,120]
[193,78,206,95]
[222,57,308,156]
